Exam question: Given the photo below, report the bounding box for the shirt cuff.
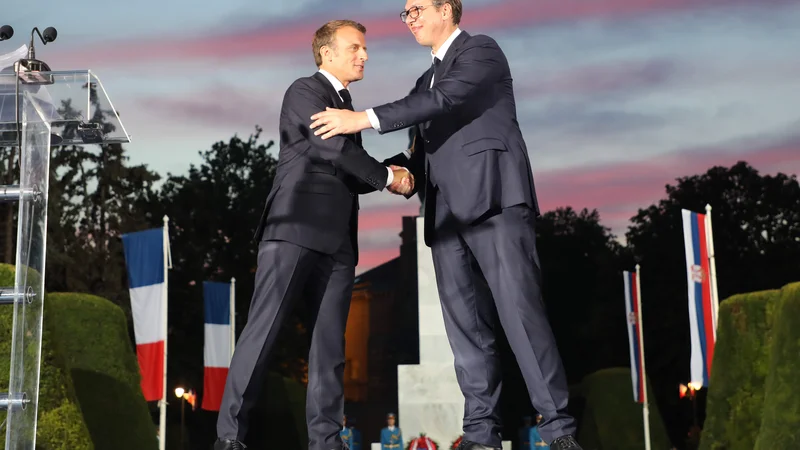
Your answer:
[366,108,381,132]
[386,166,394,187]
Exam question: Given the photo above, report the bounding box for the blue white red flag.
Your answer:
[202,281,233,411]
[681,209,717,387]
[121,227,167,402]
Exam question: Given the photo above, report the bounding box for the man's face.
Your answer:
[323,26,367,85]
[388,416,396,427]
[403,1,448,47]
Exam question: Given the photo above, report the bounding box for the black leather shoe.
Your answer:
[457,440,501,450]
[550,435,582,450]
[214,438,247,450]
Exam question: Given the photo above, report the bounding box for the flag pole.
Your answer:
[635,264,652,450]
[704,204,720,340]
[160,215,170,450]
[230,277,236,358]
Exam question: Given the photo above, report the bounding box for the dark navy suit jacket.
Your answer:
[255,72,389,264]
[379,31,539,245]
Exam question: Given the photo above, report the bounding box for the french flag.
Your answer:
[623,269,645,403]
[202,281,234,411]
[122,227,168,402]
[681,208,719,387]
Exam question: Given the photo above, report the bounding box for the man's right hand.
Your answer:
[388,165,414,195]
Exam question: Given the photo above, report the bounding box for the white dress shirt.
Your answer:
[317,69,395,186]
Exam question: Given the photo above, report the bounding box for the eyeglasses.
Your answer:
[400,4,431,23]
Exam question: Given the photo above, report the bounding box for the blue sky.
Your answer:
[4,0,800,272]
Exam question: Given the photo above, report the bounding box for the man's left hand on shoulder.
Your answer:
[310,107,371,139]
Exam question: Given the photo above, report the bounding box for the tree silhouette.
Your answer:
[45,86,160,312]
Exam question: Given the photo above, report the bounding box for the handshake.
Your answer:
[388,165,414,196]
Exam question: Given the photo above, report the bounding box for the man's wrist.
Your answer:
[386,166,394,187]
[365,109,381,131]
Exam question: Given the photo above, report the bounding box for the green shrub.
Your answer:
[0,263,93,449]
[578,368,670,450]
[0,264,154,449]
[699,289,779,450]
[46,293,155,450]
[754,282,800,449]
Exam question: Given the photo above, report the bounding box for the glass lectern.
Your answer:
[0,68,130,448]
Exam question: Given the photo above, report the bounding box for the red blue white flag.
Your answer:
[623,270,645,403]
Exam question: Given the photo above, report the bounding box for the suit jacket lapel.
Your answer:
[433,31,470,87]
[312,72,345,109]
[311,72,362,146]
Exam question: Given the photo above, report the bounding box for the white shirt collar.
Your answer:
[432,28,462,62]
[318,68,347,100]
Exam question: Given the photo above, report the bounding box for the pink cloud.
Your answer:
[356,247,401,273]
[141,85,280,128]
[358,202,421,232]
[47,0,780,68]
[536,137,800,233]
[516,59,677,98]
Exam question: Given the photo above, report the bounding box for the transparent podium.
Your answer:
[0,68,129,448]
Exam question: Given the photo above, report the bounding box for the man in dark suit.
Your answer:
[215,20,413,450]
[308,2,582,450]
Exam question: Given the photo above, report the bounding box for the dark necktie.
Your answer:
[430,57,441,88]
[338,89,362,146]
[338,88,353,110]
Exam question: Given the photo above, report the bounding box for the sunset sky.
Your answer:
[4,0,800,273]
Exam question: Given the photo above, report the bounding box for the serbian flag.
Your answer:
[681,208,717,387]
[122,227,167,402]
[623,270,645,403]
[202,281,233,411]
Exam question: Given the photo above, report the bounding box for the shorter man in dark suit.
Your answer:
[214,19,413,450]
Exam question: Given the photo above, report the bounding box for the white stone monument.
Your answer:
[395,217,511,450]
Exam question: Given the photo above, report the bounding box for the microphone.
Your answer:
[15,26,57,84]
[0,25,12,41]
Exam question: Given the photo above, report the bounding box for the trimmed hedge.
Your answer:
[577,368,671,450]
[0,263,154,449]
[0,263,92,449]
[46,292,156,450]
[754,282,800,449]
[699,289,779,450]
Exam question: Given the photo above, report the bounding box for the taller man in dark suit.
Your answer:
[309,2,582,450]
[215,20,413,450]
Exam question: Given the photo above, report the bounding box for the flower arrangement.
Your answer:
[405,433,440,450]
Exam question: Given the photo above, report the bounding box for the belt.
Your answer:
[385,445,400,448]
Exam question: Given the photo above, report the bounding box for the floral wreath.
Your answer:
[405,433,440,450]
[450,434,464,450]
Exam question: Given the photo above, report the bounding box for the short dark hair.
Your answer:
[433,0,462,25]
[312,20,367,67]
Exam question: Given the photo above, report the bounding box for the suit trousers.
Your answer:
[217,237,355,450]
[430,189,576,446]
